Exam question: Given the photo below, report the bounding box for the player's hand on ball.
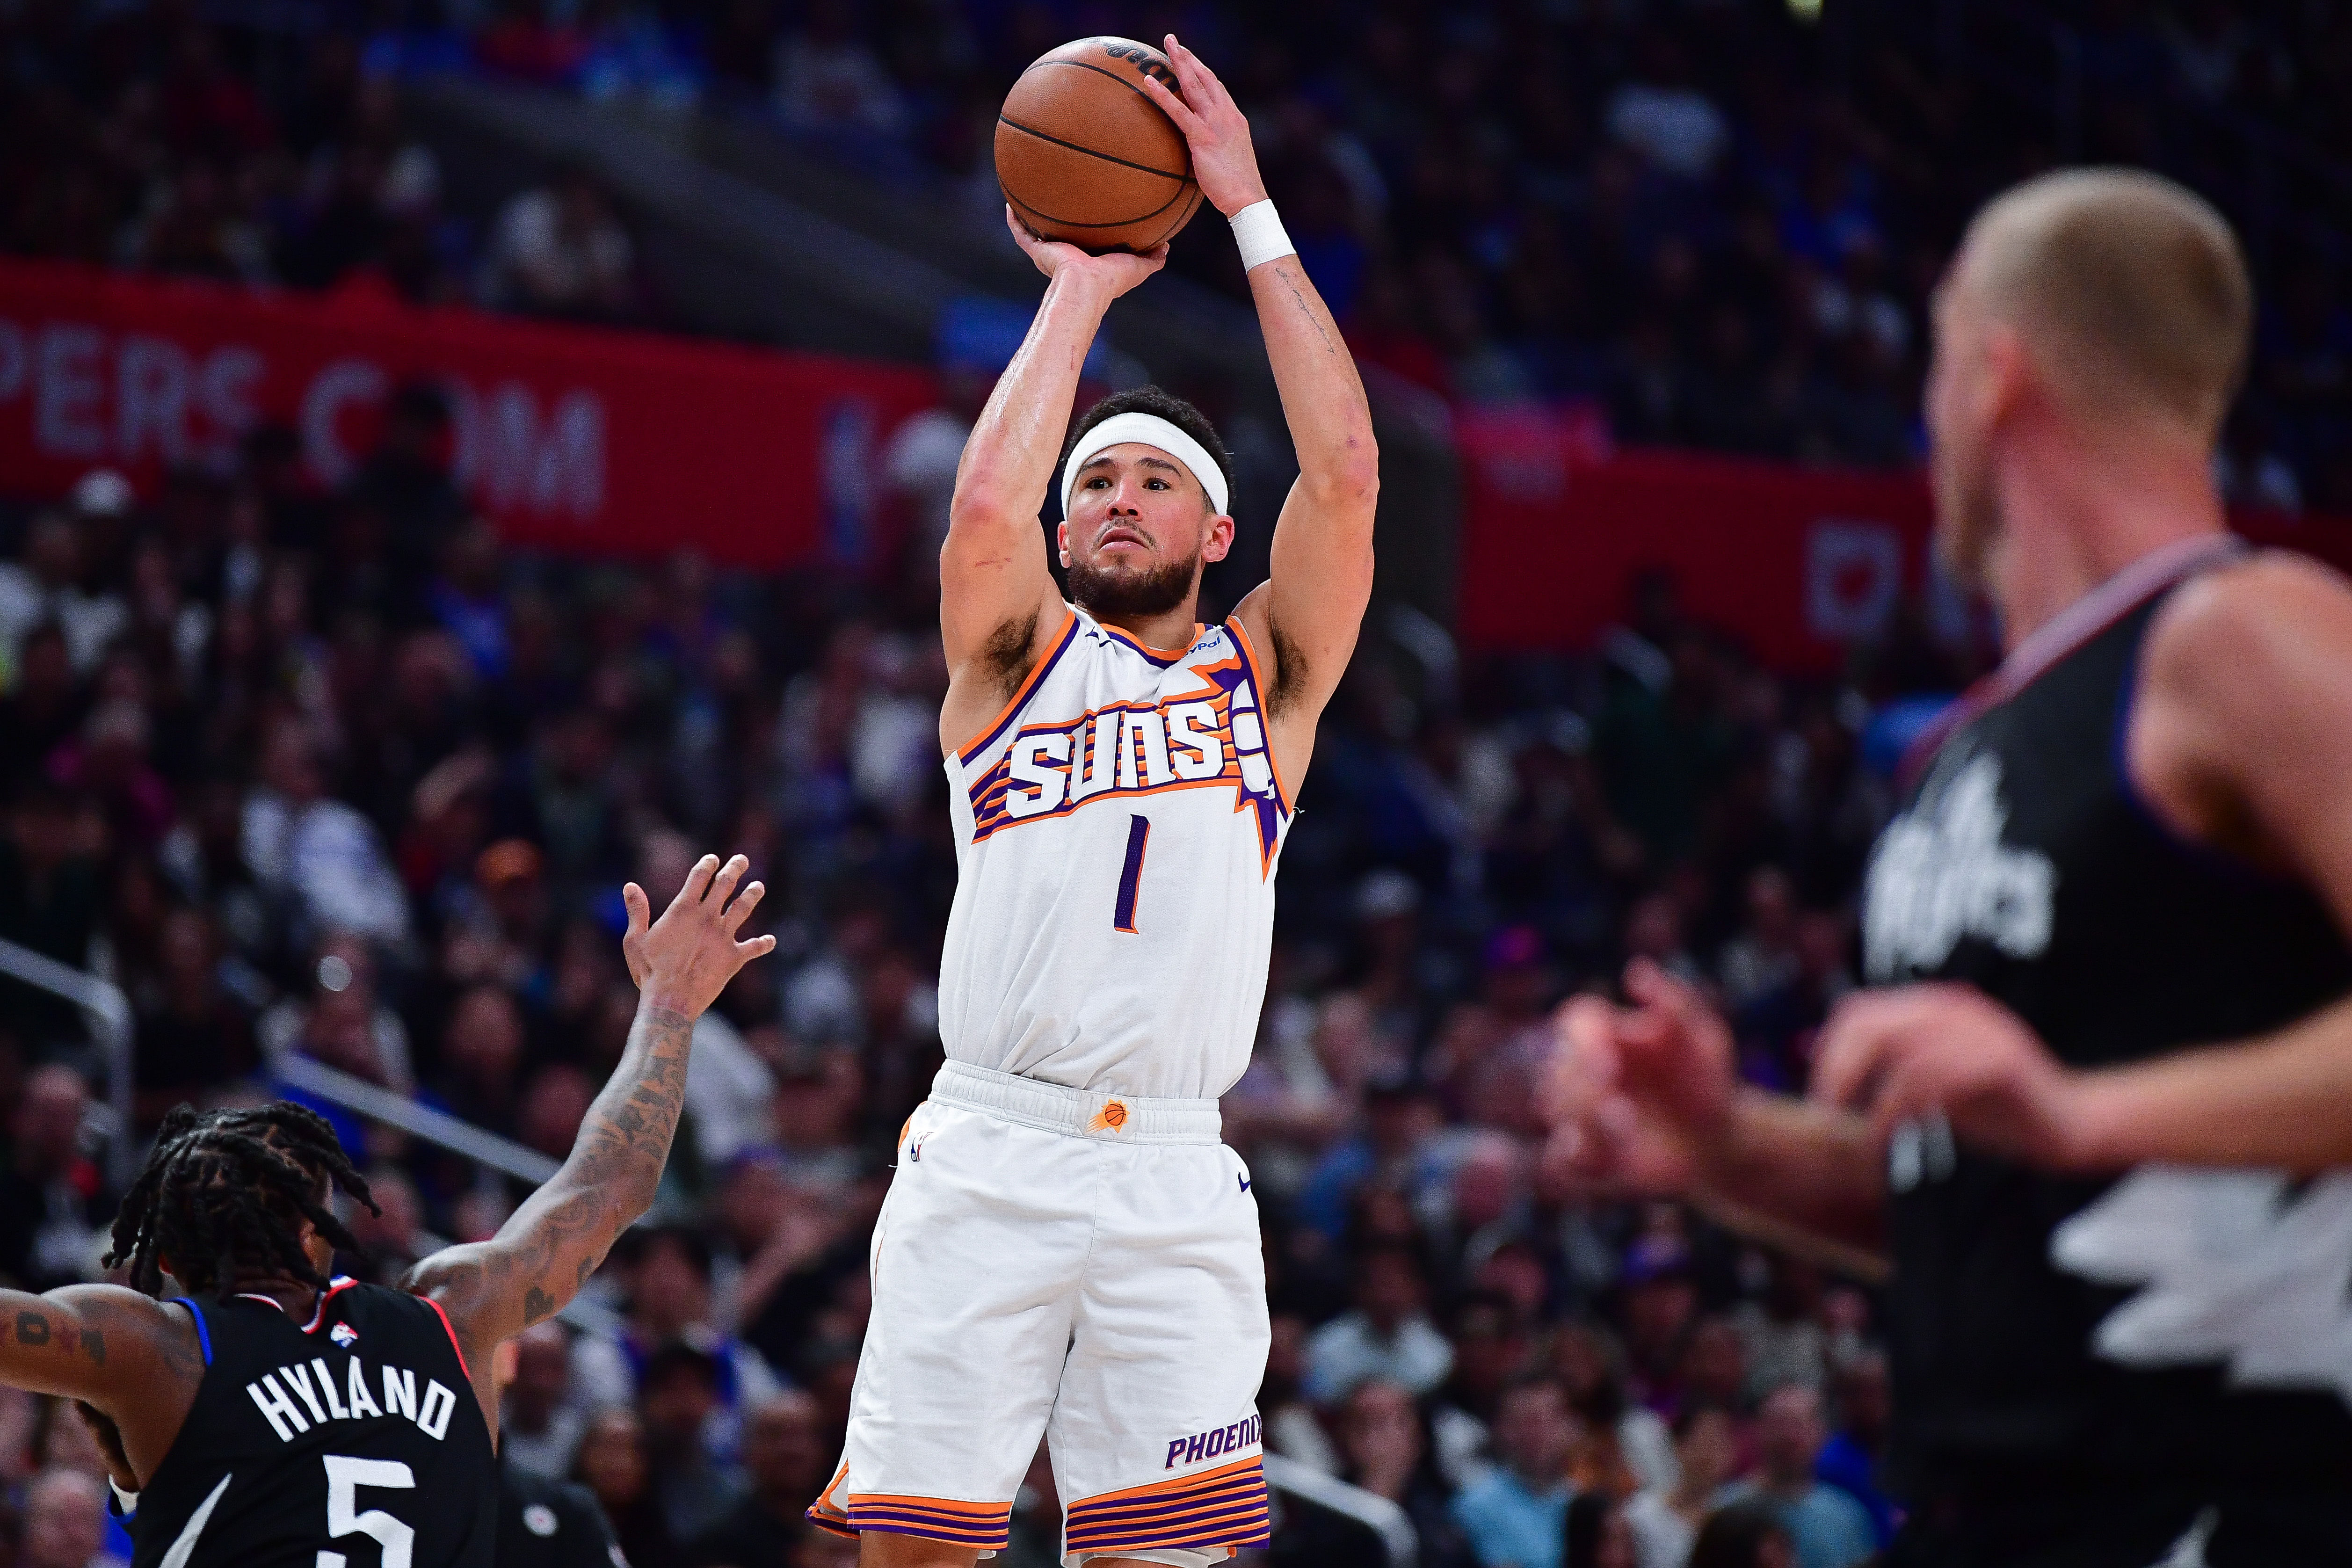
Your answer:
[1542,959,1737,1195]
[1141,36,1268,218]
[1809,984,2095,1168]
[1003,204,1167,294]
[621,853,775,1016]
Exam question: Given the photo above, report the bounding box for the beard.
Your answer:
[1067,552,1200,619]
[1931,445,2002,592]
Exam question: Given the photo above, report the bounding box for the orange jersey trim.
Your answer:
[1078,1454,1263,1507]
[954,608,1079,764]
[1100,619,1206,664]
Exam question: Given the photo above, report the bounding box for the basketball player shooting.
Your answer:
[1550,171,2352,1565]
[807,36,1378,1568]
[0,853,770,1568]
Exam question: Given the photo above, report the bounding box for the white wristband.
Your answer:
[1228,199,1295,271]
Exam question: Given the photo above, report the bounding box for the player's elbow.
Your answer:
[1304,436,1379,511]
[1302,460,1379,520]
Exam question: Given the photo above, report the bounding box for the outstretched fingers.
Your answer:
[722,878,767,935]
[677,853,720,909]
[621,881,650,937]
[705,853,748,911]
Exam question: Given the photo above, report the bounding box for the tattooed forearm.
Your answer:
[405,1002,697,1346]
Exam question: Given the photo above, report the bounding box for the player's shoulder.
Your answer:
[2148,546,2352,691]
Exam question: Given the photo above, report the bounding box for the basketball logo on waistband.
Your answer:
[1089,1100,1130,1133]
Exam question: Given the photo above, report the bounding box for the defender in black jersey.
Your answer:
[0,851,771,1568]
[1549,171,2352,1566]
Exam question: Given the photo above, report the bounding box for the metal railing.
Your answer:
[1263,1452,1418,1568]
[0,937,137,1189]
[268,1053,561,1184]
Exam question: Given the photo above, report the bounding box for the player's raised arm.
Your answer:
[401,852,773,1430]
[938,215,1168,753]
[1143,38,1380,755]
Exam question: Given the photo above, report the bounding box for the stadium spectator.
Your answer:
[21,1465,123,1568]
[638,1336,747,1541]
[573,1405,675,1568]
[1686,1501,1795,1568]
[1329,1380,1475,1568]
[1717,1385,1875,1568]
[1625,1404,1740,1568]
[0,1068,102,1293]
[1812,1351,1895,1548]
[686,1388,830,1568]
[501,1320,588,1481]
[481,163,639,320]
[1305,1242,1455,1404]
[1566,1491,1641,1568]
[1451,1375,1579,1568]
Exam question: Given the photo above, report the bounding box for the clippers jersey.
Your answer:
[939,605,1294,1097]
[1865,538,2352,1499]
[129,1279,495,1568]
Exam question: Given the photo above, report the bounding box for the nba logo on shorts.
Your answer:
[331,1322,358,1348]
[1088,1100,1129,1134]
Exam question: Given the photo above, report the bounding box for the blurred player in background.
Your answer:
[807,36,1379,1568]
[1551,169,2352,1566]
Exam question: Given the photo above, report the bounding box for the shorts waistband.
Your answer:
[929,1061,1223,1145]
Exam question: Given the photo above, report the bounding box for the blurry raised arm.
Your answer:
[937,216,1169,755]
[1144,37,1380,772]
[402,852,773,1434]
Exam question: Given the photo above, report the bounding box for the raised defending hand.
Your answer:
[620,853,775,1016]
[1140,36,1268,218]
[1543,959,1738,1193]
[1004,204,1167,293]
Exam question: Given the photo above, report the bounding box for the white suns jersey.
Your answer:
[938,604,1295,1099]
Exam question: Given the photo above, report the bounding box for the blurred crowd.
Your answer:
[0,1,643,320]
[0,2,2243,1567]
[8,1,2352,505]
[0,328,1982,1566]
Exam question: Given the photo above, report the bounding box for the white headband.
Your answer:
[1060,412,1229,521]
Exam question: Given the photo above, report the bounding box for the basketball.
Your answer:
[995,36,1205,254]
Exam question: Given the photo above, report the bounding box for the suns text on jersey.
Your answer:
[966,655,1285,865]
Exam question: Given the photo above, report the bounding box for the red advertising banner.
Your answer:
[1458,408,2352,672]
[0,259,940,570]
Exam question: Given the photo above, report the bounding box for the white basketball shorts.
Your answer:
[809,1061,1272,1566]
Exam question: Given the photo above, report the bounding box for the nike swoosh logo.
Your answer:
[161,1472,232,1568]
[1238,1176,1251,1192]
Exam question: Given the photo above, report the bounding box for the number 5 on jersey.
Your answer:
[1113,815,1150,933]
[321,1455,414,1568]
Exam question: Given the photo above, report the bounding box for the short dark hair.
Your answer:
[1060,386,1235,514]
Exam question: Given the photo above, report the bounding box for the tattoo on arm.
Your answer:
[414,1004,697,1341]
[1277,265,1338,356]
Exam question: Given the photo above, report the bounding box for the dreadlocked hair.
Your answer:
[105,1101,378,1298]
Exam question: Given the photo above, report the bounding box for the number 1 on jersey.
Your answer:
[1113,815,1150,933]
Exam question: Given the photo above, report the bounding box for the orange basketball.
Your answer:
[995,36,1205,254]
